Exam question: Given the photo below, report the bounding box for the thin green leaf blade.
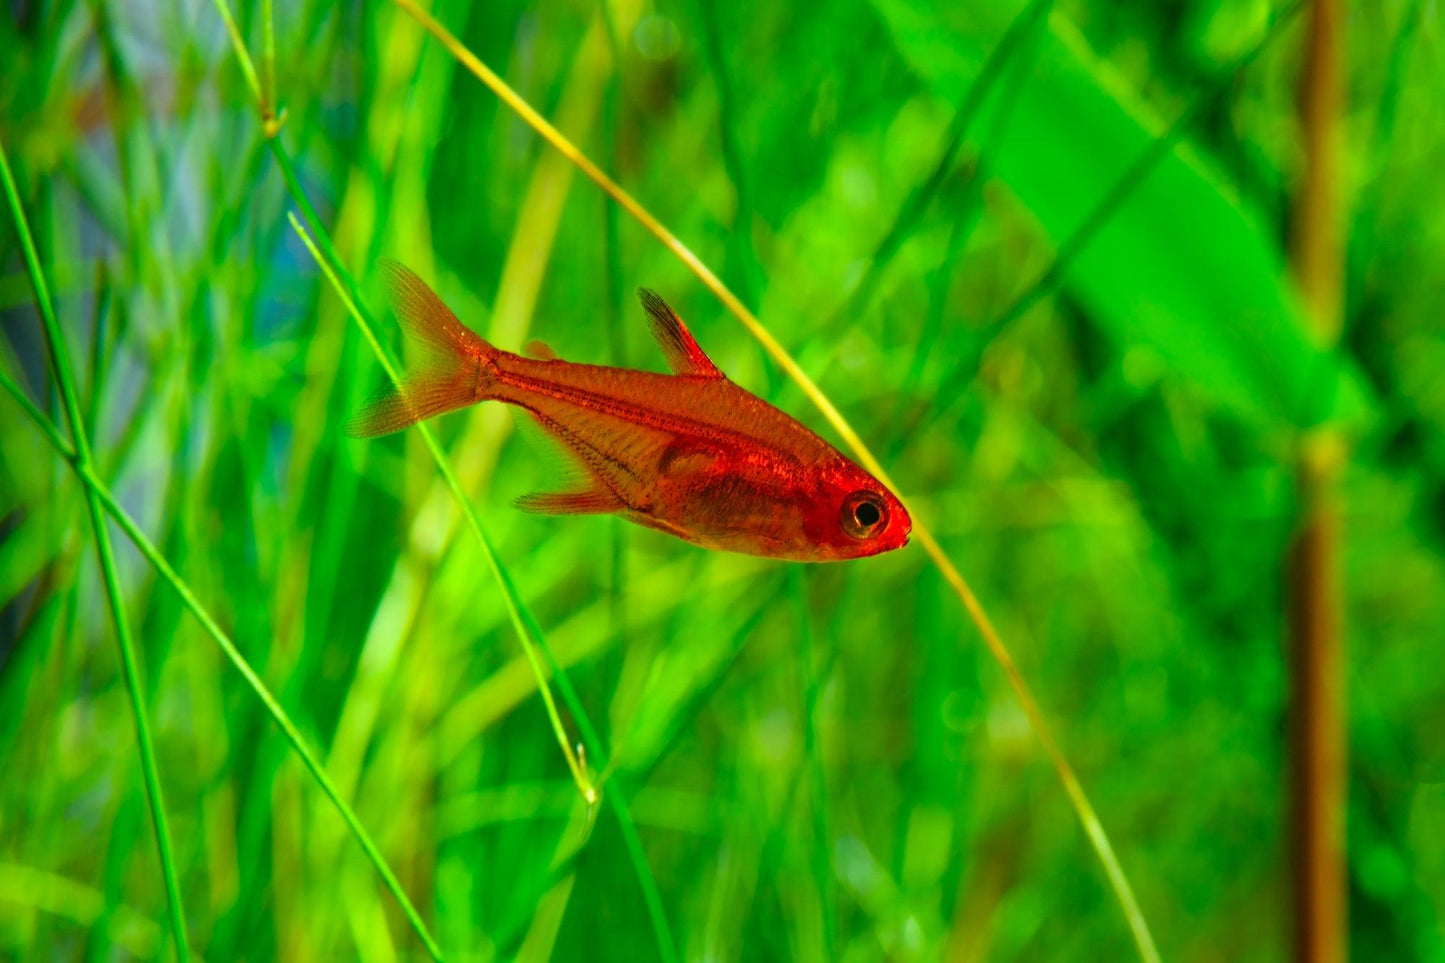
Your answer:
[873,0,1370,428]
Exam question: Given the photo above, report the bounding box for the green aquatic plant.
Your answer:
[2,1,1441,961]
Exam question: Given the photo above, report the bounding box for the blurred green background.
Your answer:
[2,0,1443,959]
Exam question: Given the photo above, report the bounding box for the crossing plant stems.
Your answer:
[2,1,1440,961]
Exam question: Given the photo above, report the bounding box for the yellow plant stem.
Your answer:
[388,2,1159,960]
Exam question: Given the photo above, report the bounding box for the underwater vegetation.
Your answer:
[1,0,1443,960]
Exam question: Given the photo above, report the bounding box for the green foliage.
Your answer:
[2,0,1443,961]
[873,0,1370,429]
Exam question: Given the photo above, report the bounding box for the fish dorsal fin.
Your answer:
[636,288,723,378]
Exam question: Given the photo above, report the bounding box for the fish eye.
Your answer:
[840,490,888,540]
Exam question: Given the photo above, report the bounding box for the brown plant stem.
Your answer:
[1288,0,1346,960]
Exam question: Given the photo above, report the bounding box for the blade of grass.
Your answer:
[0,372,445,961]
[909,1,1319,452]
[313,8,623,837]
[286,214,596,808]
[790,567,835,960]
[387,2,1160,960]
[262,0,277,121]
[202,2,679,951]
[880,0,1364,437]
[288,214,681,963]
[200,7,687,958]
[696,0,764,308]
[484,588,780,956]
[599,0,632,706]
[826,0,1054,330]
[884,3,1042,460]
[983,0,1305,333]
[0,861,163,959]
[0,137,191,963]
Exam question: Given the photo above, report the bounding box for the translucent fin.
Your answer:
[514,488,623,515]
[380,259,487,362]
[507,410,625,516]
[636,288,723,378]
[523,339,559,361]
[346,362,478,438]
[346,261,496,438]
[507,408,589,487]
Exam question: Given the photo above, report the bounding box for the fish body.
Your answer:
[350,261,911,562]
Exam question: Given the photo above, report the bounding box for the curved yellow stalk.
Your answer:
[389,1,1160,960]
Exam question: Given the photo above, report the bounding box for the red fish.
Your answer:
[349,261,911,562]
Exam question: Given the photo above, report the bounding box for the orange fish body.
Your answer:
[350,261,911,562]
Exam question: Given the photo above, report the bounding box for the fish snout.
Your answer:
[897,504,914,541]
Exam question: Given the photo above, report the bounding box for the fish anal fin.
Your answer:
[515,487,623,516]
[636,288,724,378]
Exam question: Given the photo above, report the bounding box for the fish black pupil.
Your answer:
[855,501,880,528]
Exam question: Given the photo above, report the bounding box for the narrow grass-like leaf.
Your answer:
[200,8,686,956]
[287,214,596,806]
[827,0,1055,328]
[872,0,1368,430]
[0,137,191,963]
[0,862,163,958]
[790,567,836,959]
[203,3,680,952]
[0,364,445,961]
[288,214,681,963]
[386,2,1160,960]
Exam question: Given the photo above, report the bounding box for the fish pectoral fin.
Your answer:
[657,440,720,479]
[636,288,724,379]
[514,486,624,516]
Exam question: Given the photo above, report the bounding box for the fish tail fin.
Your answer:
[345,260,499,438]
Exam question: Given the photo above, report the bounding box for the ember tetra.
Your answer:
[350,261,911,562]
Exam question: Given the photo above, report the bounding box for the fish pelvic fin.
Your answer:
[345,260,498,438]
[636,288,723,379]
